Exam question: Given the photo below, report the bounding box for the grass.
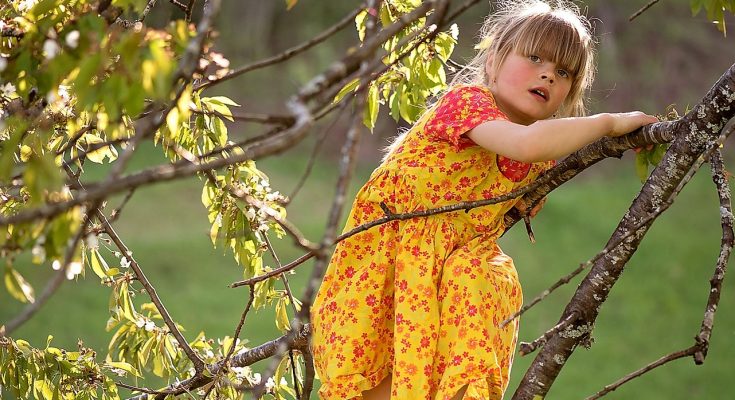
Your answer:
[1,141,733,399]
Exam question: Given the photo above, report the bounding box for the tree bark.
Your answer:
[513,62,735,399]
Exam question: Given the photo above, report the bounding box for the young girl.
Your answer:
[310,1,658,399]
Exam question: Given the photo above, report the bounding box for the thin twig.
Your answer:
[191,108,295,126]
[1,203,98,336]
[116,381,174,396]
[186,0,197,21]
[61,163,206,372]
[518,311,578,356]
[629,0,661,21]
[288,100,350,202]
[56,124,96,155]
[195,6,363,91]
[169,0,188,13]
[585,345,699,400]
[297,80,367,322]
[202,286,255,399]
[264,233,302,399]
[108,189,137,223]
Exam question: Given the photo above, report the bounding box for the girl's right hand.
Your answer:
[607,112,659,137]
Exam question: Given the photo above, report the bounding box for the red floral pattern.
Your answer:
[310,85,555,400]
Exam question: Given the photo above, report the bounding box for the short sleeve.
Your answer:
[424,85,507,148]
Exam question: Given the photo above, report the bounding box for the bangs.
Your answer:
[511,13,589,76]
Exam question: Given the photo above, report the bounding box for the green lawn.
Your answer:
[1,141,733,399]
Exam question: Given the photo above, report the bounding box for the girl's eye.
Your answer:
[529,55,541,63]
[557,69,570,78]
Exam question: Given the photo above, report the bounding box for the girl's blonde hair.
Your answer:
[384,0,596,159]
[451,0,596,117]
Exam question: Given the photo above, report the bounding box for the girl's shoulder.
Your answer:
[439,84,498,106]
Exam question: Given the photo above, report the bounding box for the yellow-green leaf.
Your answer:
[363,83,380,131]
[4,266,35,303]
[89,249,109,279]
[106,361,141,377]
[275,297,290,332]
[334,78,360,103]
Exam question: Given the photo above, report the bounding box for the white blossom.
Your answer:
[52,260,62,270]
[110,368,126,377]
[65,30,79,48]
[210,52,230,68]
[32,243,46,262]
[135,318,146,328]
[85,234,98,250]
[144,320,155,332]
[1,83,16,97]
[65,261,83,280]
[58,85,70,101]
[449,23,459,40]
[280,377,288,385]
[231,366,247,378]
[31,242,46,261]
[18,0,38,12]
[120,257,130,269]
[43,39,60,60]
[245,207,256,221]
[265,377,276,391]
[252,372,262,384]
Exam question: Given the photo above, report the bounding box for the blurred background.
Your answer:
[1,0,734,398]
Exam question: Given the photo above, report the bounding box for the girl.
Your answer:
[310,1,658,399]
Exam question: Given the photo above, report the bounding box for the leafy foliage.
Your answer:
[0,0,734,398]
[691,0,735,34]
[336,0,458,130]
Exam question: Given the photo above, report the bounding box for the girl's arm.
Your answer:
[466,112,658,163]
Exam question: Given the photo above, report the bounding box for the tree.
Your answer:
[0,0,734,399]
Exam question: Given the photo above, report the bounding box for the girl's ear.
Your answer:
[485,54,495,84]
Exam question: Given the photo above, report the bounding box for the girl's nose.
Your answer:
[540,72,555,84]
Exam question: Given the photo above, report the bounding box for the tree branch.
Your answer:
[585,345,699,400]
[694,149,733,363]
[629,0,661,21]
[512,62,735,400]
[195,6,363,91]
[1,203,98,336]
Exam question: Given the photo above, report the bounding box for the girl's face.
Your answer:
[487,51,573,125]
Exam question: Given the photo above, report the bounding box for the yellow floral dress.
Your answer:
[310,85,554,400]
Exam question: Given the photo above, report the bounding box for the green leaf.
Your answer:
[89,249,109,279]
[275,297,291,332]
[363,83,380,131]
[33,379,54,400]
[635,151,649,183]
[355,10,368,41]
[333,78,360,103]
[106,361,141,377]
[4,265,35,303]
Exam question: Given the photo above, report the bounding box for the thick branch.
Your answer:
[512,63,735,400]
[125,324,311,400]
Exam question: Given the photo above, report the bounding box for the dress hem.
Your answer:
[317,363,392,400]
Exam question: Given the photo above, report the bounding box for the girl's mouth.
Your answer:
[529,88,548,101]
